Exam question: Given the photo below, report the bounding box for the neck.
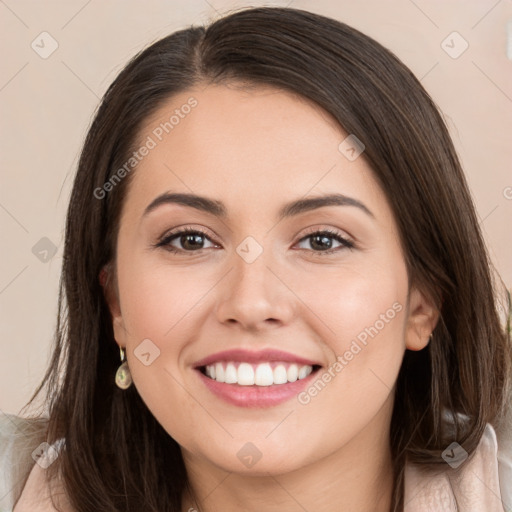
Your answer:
[181,396,396,512]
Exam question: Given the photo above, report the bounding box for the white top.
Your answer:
[1,411,511,511]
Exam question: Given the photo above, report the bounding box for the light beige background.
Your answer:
[1,0,511,415]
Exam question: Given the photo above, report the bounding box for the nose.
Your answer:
[214,244,296,332]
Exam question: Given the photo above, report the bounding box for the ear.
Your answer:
[405,286,441,351]
[99,263,127,347]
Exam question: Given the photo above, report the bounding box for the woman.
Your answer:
[3,6,511,512]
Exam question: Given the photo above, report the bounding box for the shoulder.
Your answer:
[404,422,509,512]
[496,402,512,512]
[0,412,47,511]
[0,412,71,512]
[13,455,71,512]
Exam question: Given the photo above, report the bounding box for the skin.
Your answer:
[103,82,439,512]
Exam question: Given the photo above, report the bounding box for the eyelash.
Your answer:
[154,226,355,256]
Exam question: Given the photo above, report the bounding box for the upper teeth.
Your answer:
[204,362,314,386]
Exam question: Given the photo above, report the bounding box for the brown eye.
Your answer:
[295,229,355,255]
[156,228,216,254]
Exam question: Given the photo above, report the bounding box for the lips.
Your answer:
[192,348,323,408]
[193,348,322,368]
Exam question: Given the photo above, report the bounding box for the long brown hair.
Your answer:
[20,6,512,511]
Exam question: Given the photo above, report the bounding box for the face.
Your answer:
[104,82,438,476]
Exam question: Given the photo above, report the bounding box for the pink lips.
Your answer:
[193,348,322,408]
[193,348,321,368]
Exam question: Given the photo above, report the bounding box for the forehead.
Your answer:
[123,83,390,226]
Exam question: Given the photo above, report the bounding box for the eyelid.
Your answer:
[158,224,217,241]
[299,224,354,243]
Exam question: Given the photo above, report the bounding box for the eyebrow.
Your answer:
[142,192,375,221]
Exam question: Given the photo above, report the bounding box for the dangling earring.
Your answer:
[115,347,132,389]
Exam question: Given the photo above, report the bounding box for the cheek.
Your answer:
[115,254,219,414]
[118,255,212,340]
[115,256,207,440]
[298,258,407,352]
[293,255,407,387]
[293,260,408,429]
